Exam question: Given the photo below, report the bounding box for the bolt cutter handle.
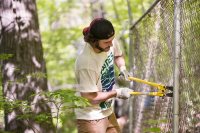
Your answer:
[128,76,164,88]
[128,76,173,97]
[130,91,164,97]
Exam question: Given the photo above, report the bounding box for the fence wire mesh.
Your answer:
[127,0,200,132]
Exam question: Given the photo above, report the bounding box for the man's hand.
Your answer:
[119,66,130,81]
[115,87,133,99]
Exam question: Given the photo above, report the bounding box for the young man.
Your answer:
[75,18,132,133]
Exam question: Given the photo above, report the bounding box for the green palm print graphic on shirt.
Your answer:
[99,52,115,110]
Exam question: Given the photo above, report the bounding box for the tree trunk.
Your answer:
[111,0,128,56]
[0,0,55,133]
[90,0,105,18]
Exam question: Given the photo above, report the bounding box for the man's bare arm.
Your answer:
[114,55,126,69]
[81,91,117,104]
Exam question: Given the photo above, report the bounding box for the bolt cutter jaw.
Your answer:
[166,92,173,97]
[163,86,173,97]
[128,76,173,98]
[165,86,173,91]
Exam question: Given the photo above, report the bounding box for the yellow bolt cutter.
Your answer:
[127,76,173,97]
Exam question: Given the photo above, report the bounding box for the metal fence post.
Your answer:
[173,0,181,132]
[126,0,134,132]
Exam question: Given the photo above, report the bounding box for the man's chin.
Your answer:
[104,47,110,52]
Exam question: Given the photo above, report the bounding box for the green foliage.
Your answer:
[105,0,154,33]
[0,87,89,131]
[144,119,168,125]
[37,0,82,87]
[0,131,11,133]
[0,53,89,131]
[143,127,161,132]
[0,53,12,101]
[41,89,90,132]
[58,111,77,133]
[143,119,168,133]
[5,72,47,86]
[42,27,81,86]
[0,54,13,60]
[0,93,52,125]
[44,89,90,109]
[37,0,75,26]
[27,72,47,79]
[0,53,13,88]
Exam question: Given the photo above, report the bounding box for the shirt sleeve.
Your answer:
[76,69,99,92]
[113,39,123,57]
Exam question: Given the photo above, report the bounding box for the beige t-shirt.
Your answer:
[75,41,122,120]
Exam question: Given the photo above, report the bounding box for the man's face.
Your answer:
[98,36,115,52]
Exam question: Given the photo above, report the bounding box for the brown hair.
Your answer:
[83,18,115,44]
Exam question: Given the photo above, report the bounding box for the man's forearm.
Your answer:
[114,55,126,69]
[81,90,117,104]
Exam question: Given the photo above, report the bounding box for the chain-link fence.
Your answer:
[127,0,200,132]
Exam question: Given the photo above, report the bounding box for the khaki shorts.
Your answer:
[76,113,121,133]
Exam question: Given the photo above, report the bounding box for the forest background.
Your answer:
[37,0,154,132]
[0,0,155,132]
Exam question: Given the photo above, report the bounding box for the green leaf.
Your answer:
[144,127,161,132]
[0,54,13,60]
